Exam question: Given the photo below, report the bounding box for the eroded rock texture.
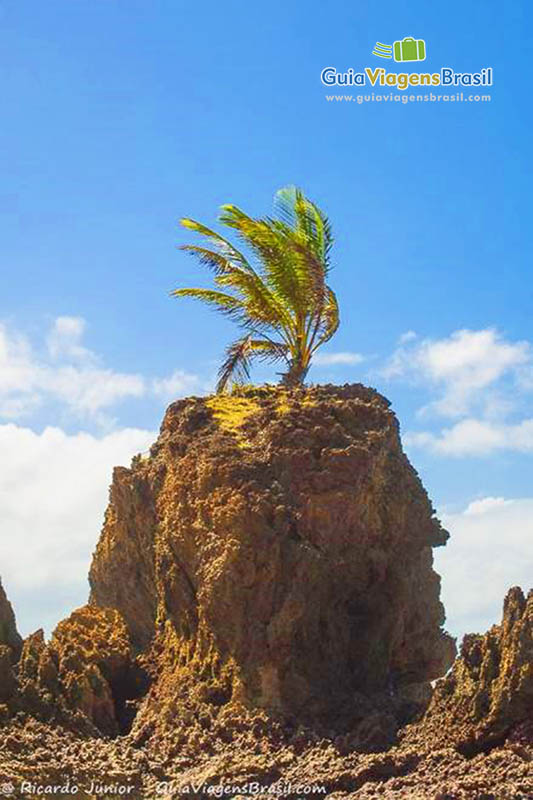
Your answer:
[90,385,455,732]
[0,577,22,658]
[404,586,533,756]
[0,386,532,798]
[0,605,146,737]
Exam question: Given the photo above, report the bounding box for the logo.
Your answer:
[0,784,15,796]
[373,37,426,62]
[321,35,493,91]
[372,42,392,59]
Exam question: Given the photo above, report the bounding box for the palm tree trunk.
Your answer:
[280,360,309,389]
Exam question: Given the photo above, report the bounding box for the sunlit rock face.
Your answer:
[89,384,455,732]
[1,386,532,797]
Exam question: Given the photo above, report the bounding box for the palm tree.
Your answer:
[172,186,340,393]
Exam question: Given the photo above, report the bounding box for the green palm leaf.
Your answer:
[173,187,342,392]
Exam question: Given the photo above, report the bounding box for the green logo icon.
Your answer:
[372,42,393,59]
[393,37,426,62]
[372,37,427,62]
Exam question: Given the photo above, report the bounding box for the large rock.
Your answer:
[0,577,22,658]
[90,385,455,729]
[1,385,531,798]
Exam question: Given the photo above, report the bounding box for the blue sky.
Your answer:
[0,0,532,640]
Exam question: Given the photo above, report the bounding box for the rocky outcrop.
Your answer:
[404,586,533,756]
[0,606,147,737]
[0,385,532,798]
[90,384,455,737]
[0,577,22,658]
[89,470,158,651]
[46,606,141,735]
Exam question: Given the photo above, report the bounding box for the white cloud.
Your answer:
[46,366,145,416]
[405,418,533,456]
[0,316,204,636]
[436,497,533,640]
[383,328,533,457]
[46,316,94,362]
[0,319,146,421]
[313,351,364,366]
[463,496,511,515]
[0,317,201,423]
[0,423,155,636]
[0,326,40,416]
[383,328,530,418]
[398,330,417,344]
[152,369,202,400]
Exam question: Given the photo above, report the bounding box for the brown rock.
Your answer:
[14,606,143,736]
[49,605,134,735]
[0,645,17,705]
[0,386,531,798]
[90,385,455,732]
[404,586,533,755]
[89,468,158,650]
[0,577,22,659]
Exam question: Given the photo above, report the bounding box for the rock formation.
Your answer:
[0,583,531,798]
[404,586,533,756]
[0,577,22,658]
[0,385,531,799]
[0,605,147,737]
[89,384,455,737]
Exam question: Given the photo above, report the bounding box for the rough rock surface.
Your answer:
[0,589,531,799]
[90,384,455,733]
[0,605,146,737]
[403,586,533,756]
[0,385,531,799]
[0,577,22,657]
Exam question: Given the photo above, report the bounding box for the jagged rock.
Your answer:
[403,586,533,755]
[0,646,16,706]
[90,469,158,650]
[90,385,455,732]
[48,605,134,735]
[0,577,22,659]
[0,386,531,798]
[11,606,145,736]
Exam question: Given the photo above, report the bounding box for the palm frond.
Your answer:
[248,339,289,364]
[273,185,299,228]
[216,336,290,393]
[311,287,340,350]
[220,205,307,320]
[179,245,244,276]
[180,218,255,274]
[180,234,295,336]
[275,186,334,272]
[175,187,341,392]
[214,269,293,335]
[170,288,248,324]
[216,336,254,393]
